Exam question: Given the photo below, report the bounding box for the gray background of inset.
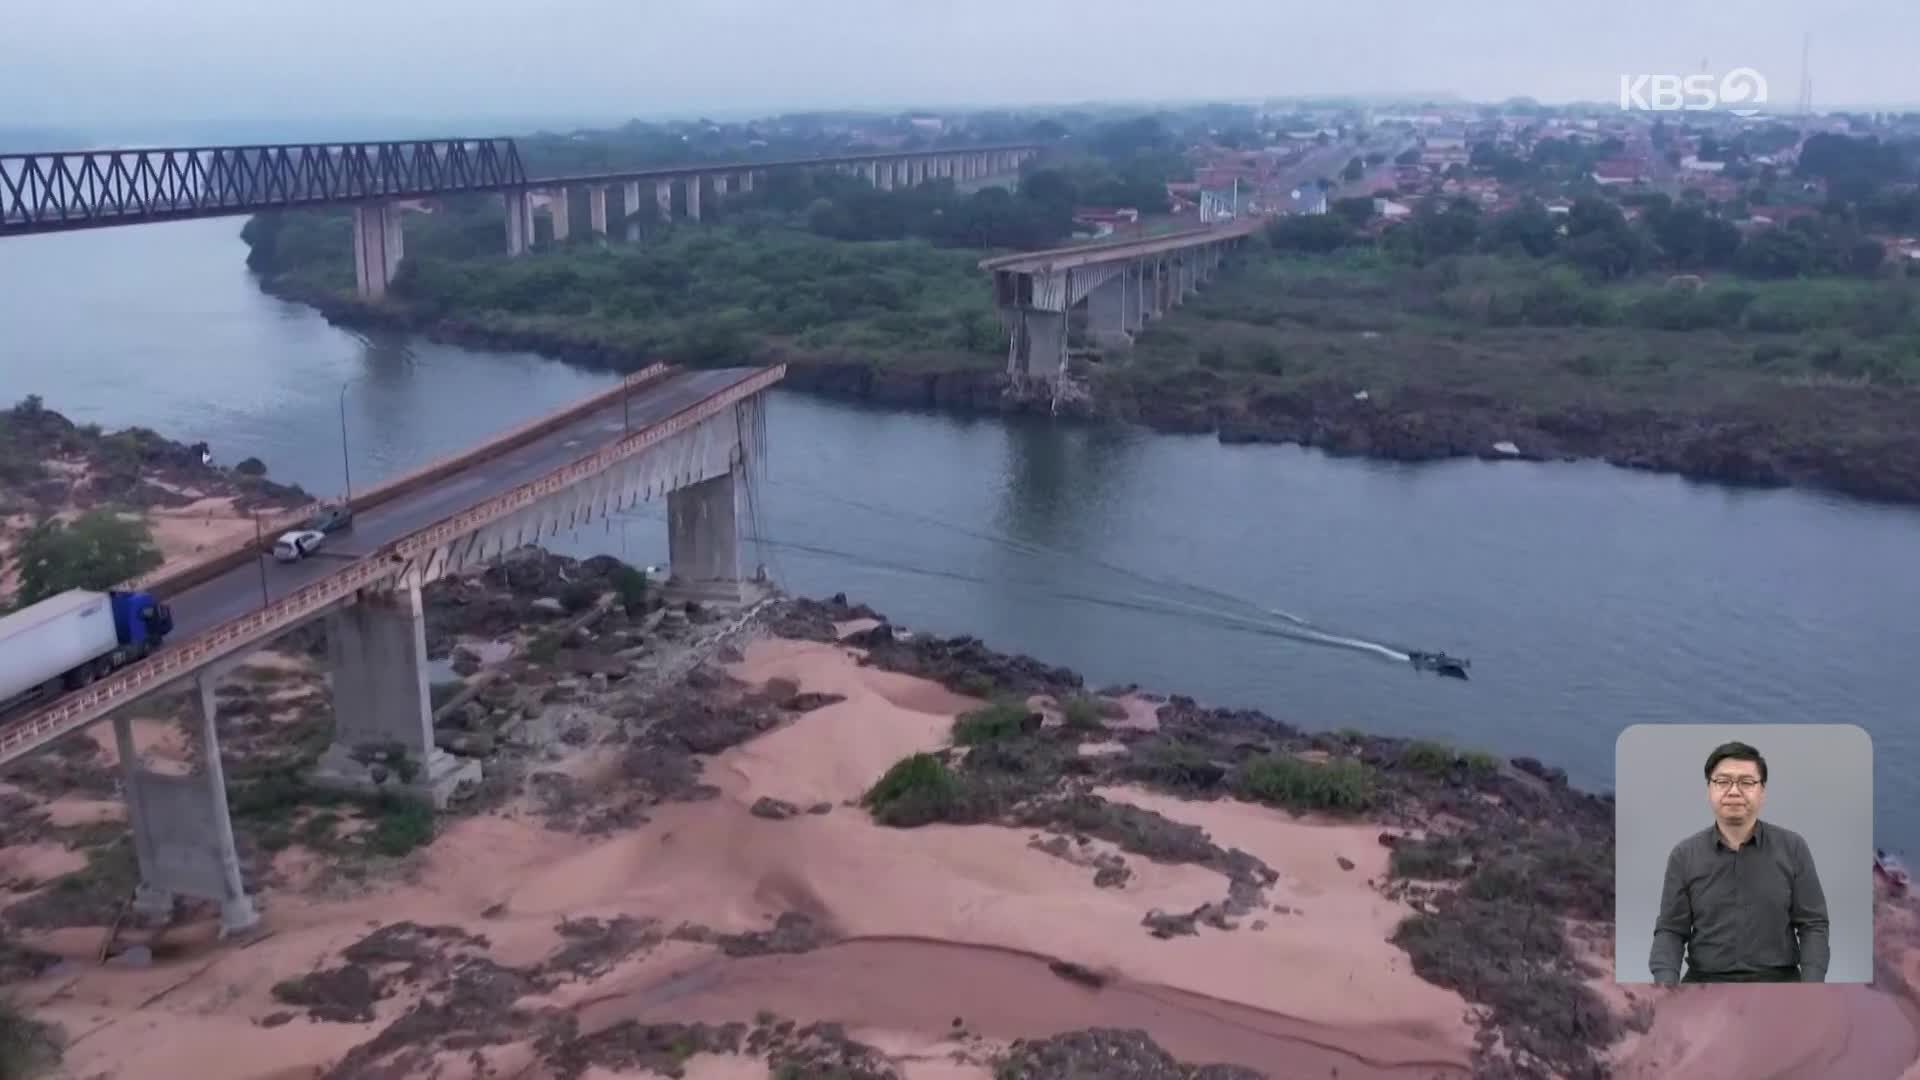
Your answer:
[1614,723,1873,984]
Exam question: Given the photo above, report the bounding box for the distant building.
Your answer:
[1591,158,1647,185]
[1273,186,1328,215]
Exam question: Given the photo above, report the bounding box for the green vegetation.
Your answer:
[1277,189,1907,283]
[609,564,650,613]
[1058,695,1104,731]
[1387,825,1619,1077]
[1398,739,1499,778]
[1110,244,1920,502]
[1230,753,1376,813]
[861,752,964,827]
[0,997,59,1080]
[951,700,1032,745]
[11,511,163,607]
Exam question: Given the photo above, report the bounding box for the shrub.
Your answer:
[1058,695,1104,731]
[559,581,602,614]
[953,671,995,698]
[863,753,960,827]
[610,564,649,611]
[1399,740,1458,776]
[951,700,1032,746]
[1231,753,1375,813]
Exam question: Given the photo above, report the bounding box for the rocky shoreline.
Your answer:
[269,278,1920,508]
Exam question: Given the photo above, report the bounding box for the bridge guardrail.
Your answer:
[0,364,783,766]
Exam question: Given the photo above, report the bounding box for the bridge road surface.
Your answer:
[160,366,763,641]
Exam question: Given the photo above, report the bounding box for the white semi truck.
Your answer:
[0,588,175,708]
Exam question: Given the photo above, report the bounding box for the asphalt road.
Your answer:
[162,366,763,642]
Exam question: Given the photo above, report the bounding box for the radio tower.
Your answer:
[1796,32,1814,117]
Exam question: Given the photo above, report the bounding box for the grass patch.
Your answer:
[951,700,1033,746]
[1230,753,1376,813]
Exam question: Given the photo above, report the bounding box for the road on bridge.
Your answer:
[161,366,761,640]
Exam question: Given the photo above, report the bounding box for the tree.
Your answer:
[1394,148,1420,166]
[13,512,163,607]
[1342,156,1365,182]
[1482,199,1560,258]
[1331,196,1376,226]
[1267,214,1354,254]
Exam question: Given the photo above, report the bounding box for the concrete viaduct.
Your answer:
[980,219,1262,379]
[0,364,784,938]
[0,138,1040,300]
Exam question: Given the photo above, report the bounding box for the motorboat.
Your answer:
[1407,650,1470,680]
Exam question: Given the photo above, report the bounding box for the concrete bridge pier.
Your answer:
[741,170,755,193]
[656,180,673,223]
[1087,273,1132,349]
[1007,309,1067,378]
[505,190,530,255]
[624,181,643,241]
[686,176,702,222]
[312,583,481,809]
[667,466,743,602]
[351,201,404,300]
[115,673,259,937]
[877,163,894,191]
[714,174,730,200]
[589,185,609,238]
[551,188,572,242]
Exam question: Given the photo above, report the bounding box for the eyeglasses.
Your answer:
[1709,776,1762,791]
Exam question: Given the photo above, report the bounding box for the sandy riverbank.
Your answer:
[1,585,1916,1079]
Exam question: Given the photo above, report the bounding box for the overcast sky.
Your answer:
[4,0,1915,141]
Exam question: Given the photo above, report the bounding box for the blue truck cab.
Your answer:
[109,590,174,650]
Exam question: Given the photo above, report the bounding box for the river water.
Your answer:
[5,218,1917,855]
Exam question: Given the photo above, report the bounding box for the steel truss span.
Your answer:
[0,139,529,235]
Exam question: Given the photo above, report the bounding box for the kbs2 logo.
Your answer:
[1618,69,1768,115]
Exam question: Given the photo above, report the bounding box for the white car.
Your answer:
[272,529,326,563]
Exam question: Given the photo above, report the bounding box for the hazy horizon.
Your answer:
[5,0,1917,146]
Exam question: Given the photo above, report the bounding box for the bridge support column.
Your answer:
[624,181,643,241]
[657,180,674,223]
[313,583,480,809]
[667,466,742,602]
[115,674,259,937]
[687,176,702,222]
[589,185,609,238]
[1007,308,1066,379]
[715,174,730,199]
[549,188,571,242]
[506,190,530,255]
[351,201,404,300]
[741,170,755,192]
[1087,273,1131,349]
[877,163,893,191]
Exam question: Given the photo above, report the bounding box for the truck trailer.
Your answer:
[0,589,174,707]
